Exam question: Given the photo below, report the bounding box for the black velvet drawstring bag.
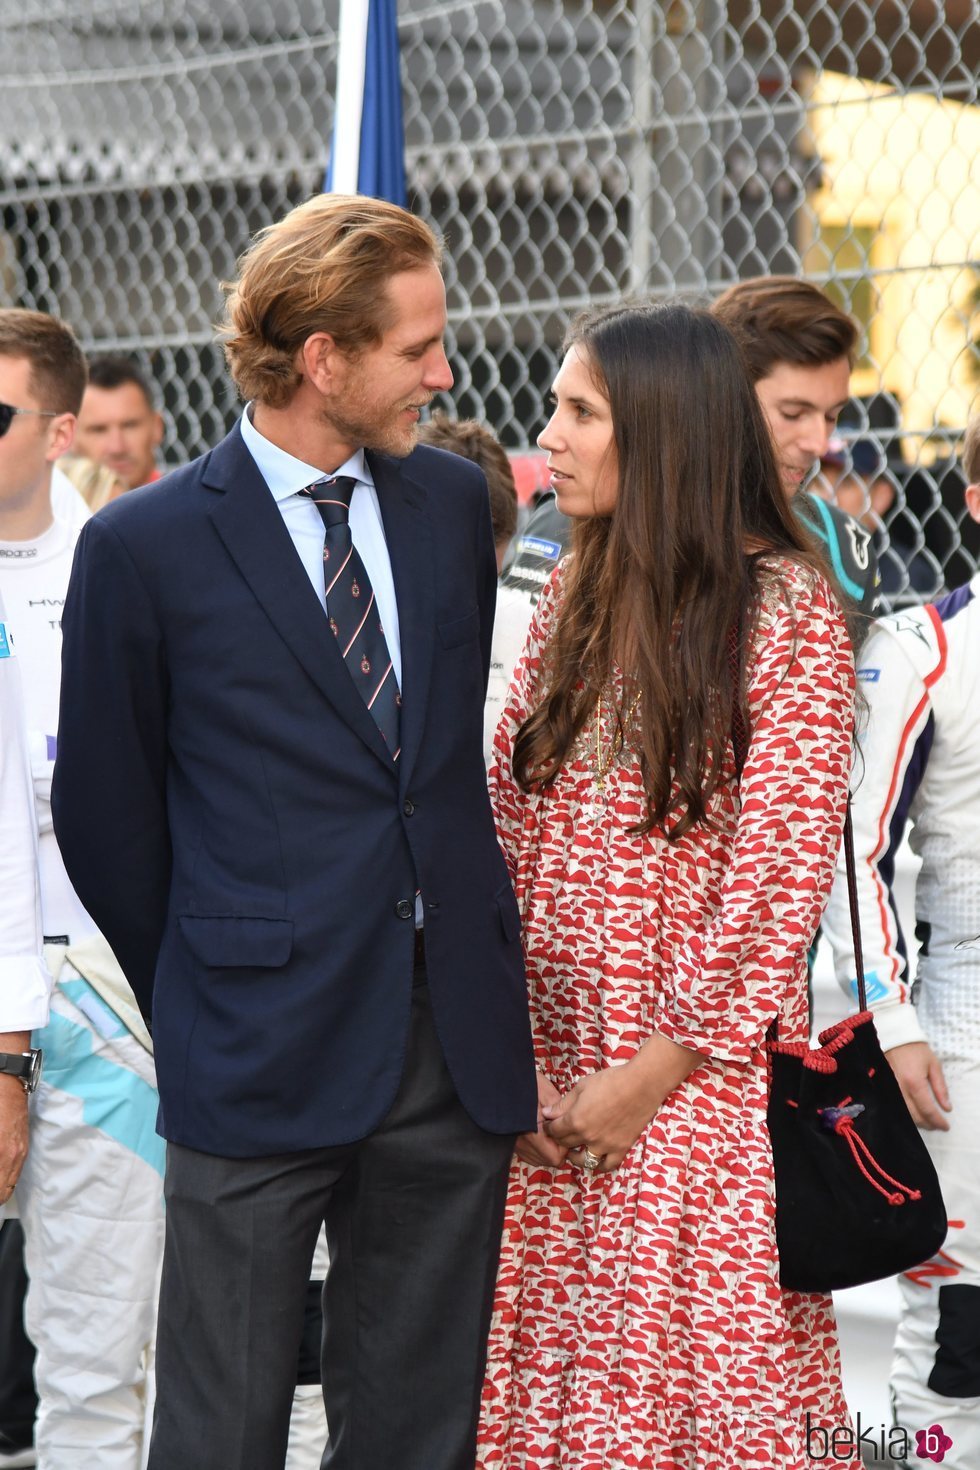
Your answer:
[767,984,947,1291]
[730,632,947,1293]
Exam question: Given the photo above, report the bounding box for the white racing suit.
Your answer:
[3,506,167,1469]
[285,1229,329,1470]
[17,937,165,1470]
[19,943,328,1470]
[823,572,980,1467]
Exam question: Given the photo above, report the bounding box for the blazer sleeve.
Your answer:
[51,515,171,1021]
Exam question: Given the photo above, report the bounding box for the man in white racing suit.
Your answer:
[0,579,48,1469]
[823,417,980,1468]
[0,309,166,1470]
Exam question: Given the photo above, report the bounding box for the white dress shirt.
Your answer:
[239,407,402,689]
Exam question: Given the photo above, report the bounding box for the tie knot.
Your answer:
[301,476,357,528]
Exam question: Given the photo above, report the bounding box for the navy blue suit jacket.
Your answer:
[52,425,537,1156]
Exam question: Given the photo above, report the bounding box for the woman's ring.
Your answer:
[581,1148,602,1171]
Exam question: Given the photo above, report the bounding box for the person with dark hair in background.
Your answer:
[73,355,164,491]
[52,194,536,1470]
[477,302,858,1468]
[417,408,517,574]
[822,414,980,1470]
[816,435,943,606]
[711,275,880,620]
[816,434,898,531]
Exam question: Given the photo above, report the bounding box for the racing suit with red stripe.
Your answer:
[823,572,980,1465]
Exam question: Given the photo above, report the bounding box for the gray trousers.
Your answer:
[148,980,515,1470]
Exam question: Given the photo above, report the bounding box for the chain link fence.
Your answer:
[2,0,979,601]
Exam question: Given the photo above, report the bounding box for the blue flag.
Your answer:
[326,0,407,206]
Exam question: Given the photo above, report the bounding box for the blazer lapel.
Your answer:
[204,426,395,773]
[369,451,434,790]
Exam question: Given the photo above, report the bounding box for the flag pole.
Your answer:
[326,0,407,207]
[326,0,370,193]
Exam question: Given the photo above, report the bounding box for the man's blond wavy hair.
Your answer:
[219,194,442,409]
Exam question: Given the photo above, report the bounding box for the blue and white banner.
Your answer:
[326,0,407,206]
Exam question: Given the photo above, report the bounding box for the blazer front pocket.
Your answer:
[437,609,480,648]
[178,915,293,969]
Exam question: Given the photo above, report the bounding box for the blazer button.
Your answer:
[394,899,414,920]
[402,799,415,817]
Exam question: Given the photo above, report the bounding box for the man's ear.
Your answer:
[298,332,343,397]
[151,411,164,449]
[965,482,980,524]
[45,412,76,462]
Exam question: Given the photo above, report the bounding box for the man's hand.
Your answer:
[515,1071,569,1169]
[0,1075,29,1204]
[887,1040,952,1131]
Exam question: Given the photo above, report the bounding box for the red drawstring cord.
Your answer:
[822,1111,922,1206]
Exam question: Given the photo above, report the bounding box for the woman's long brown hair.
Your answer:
[513,301,832,840]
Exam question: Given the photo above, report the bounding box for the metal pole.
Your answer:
[628,0,658,294]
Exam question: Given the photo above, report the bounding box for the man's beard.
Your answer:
[324,392,423,460]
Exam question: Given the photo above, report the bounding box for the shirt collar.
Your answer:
[240,405,372,504]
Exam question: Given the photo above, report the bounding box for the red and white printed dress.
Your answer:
[477,559,860,1470]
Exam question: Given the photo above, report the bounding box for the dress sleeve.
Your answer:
[821,618,935,1051]
[487,567,563,881]
[654,568,854,1066]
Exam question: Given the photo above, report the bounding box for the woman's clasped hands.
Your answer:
[516,1034,704,1174]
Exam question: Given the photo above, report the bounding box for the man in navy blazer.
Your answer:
[52,194,537,1470]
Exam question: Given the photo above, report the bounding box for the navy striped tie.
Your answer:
[301,477,401,759]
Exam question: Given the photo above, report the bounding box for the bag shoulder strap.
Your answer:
[727,623,867,1014]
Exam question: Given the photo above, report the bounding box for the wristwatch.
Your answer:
[0,1049,42,1095]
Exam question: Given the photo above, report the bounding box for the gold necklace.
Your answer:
[593,689,641,798]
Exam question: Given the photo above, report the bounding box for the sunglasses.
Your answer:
[0,402,59,438]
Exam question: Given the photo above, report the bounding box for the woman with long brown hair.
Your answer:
[477,302,860,1468]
